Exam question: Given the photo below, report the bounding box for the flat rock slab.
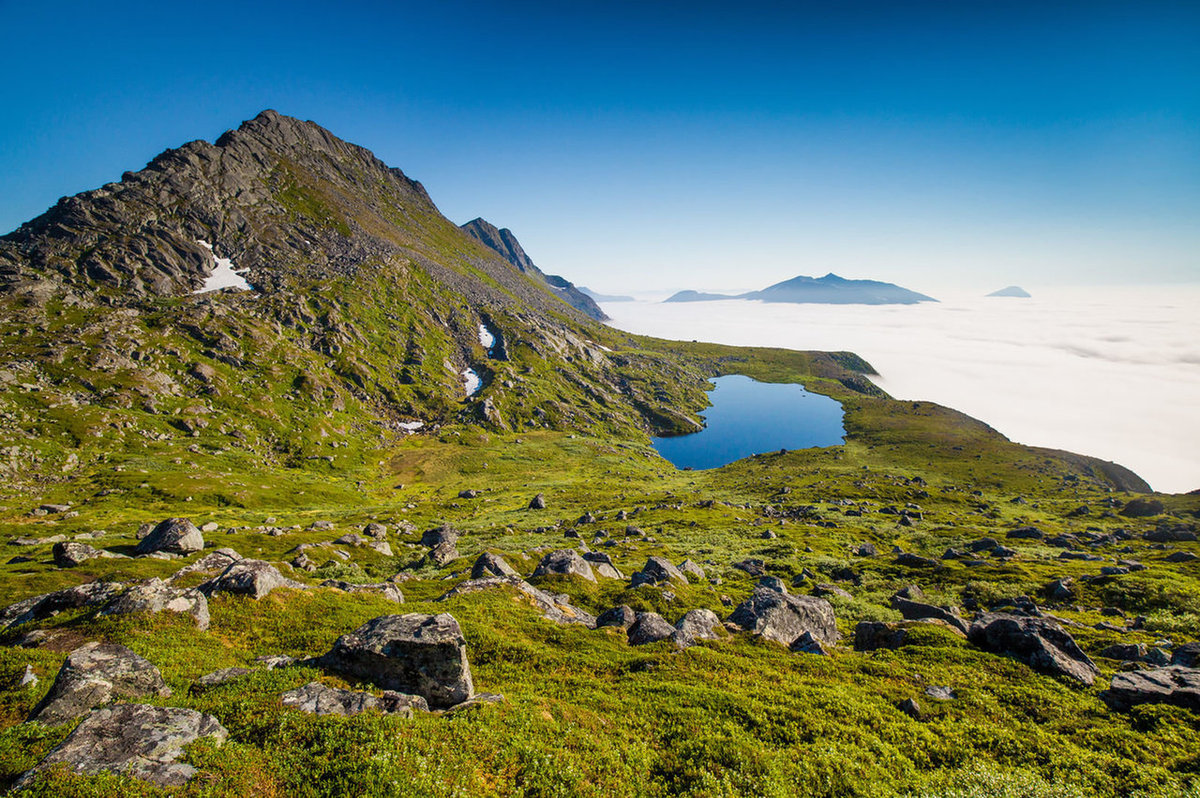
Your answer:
[438,576,596,628]
[1,581,126,630]
[968,612,1100,686]
[318,613,474,709]
[29,642,171,726]
[1102,667,1200,712]
[199,559,305,599]
[729,587,839,647]
[101,578,210,630]
[18,704,227,788]
[321,580,404,603]
[191,667,253,695]
[890,597,969,636]
[280,681,429,716]
[135,518,204,556]
[171,548,243,581]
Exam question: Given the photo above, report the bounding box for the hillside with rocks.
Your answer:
[0,112,1196,798]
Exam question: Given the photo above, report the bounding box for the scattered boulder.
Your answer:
[631,556,688,587]
[894,584,925,601]
[628,612,676,646]
[1172,642,1200,667]
[458,489,480,499]
[890,596,969,636]
[729,587,838,647]
[790,630,831,655]
[317,613,474,709]
[895,553,939,568]
[678,560,707,579]
[280,681,429,717]
[363,523,388,539]
[1043,578,1076,603]
[321,580,404,603]
[582,551,624,579]
[967,613,1100,686]
[437,576,596,627]
[528,493,546,510]
[171,548,242,581]
[968,538,1001,553]
[732,558,766,577]
[101,578,210,629]
[17,704,227,788]
[29,642,171,726]
[1121,498,1165,518]
[925,685,956,701]
[596,605,637,630]
[1099,643,1147,661]
[427,541,460,566]
[854,619,963,651]
[855,543,877,557]
[897,698,922,719]
[199,559,305,600]
[52,541,118,568]
[673,609,724,647]
[421,524,460,548]
[471,552,520,579]
[190,667,252,695]
[1007,526,1044,540]
[812,583,852,600]
[532,549,596,582]
[1102,667,1200,712]
[134,518,204,556]
[1,581,126,630]
[1165,551,1198,563]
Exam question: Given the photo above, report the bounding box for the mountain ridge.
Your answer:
[665,272,936,305]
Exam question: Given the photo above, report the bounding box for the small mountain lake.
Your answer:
[652,375,845,469]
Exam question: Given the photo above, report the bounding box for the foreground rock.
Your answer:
[531,549,596,582]
[437,576,596,627]
[29,642,171,726]
[729,587,839,647]
[280,681,429,717]
[18,704,227,788]
[1101,667,1200,712]
[967,612,1100,686]
[1,581,126,629]
[100,578,210,629]
[199,559,305,599]
[135,518,205,556]
[318,613,474,709]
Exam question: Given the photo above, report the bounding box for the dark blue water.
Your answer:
[652,375,844,469]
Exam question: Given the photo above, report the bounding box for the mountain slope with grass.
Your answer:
[0,112,1196,798]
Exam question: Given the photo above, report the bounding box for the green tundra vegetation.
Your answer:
[0,111,1196,796]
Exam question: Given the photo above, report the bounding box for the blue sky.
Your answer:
[1,0,1197,293]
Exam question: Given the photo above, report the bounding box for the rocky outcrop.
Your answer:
[29,642,171,726]
[18,704,227,788]
[317,613,475,709]
[437,576,596,627]
[729,588,839,647]
[531,549,595,582]
[199,559,305,599]
[280,681,429,717]
[1102,667,1200,712]
[135,517,204,555]
[967,613,1100,686]
[100,578,210,629]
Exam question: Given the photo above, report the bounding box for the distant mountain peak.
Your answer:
[987,285,1031,298]
[665,272,936,305]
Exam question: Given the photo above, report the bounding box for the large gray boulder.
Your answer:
[135,518,204,555]
[596,605,637,630]
[729,587,839,647]
[532,549,596,582]
[437,576,596,627]
[171,548,242,581]
[1,581,126,629]
[53,541,120,568]
[18,704,227,788]
[29,642,171,726]
[582,551,624,580]
[967,612,1100,686]
[427,541,460,566]
[627,612,676,646]
[890,596,969,636]
[471,552,520,579]
[101,578,210,629]
[199,559,305,599]
[421,524,460,548]
[674,609,725,648]
[318,613,475,709]
[280,681,429,717]
[1101,667,1200,712]
[630,556,689,587]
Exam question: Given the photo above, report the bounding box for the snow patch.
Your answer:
[479,324,495,349]
[194,240,252,294]
[462,368,482,397]
[397,421,424,432]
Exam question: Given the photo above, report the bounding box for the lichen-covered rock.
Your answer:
[630,556,689,587]
[52,541,119,568]
[320,580,404,603]
[199,559,305,599]
[678,559,706,579]
[427,541,460,566]
[1,581,126,630]
[627,612,676,646]
[280,681,429,716]
[471,552,520,579]
[135,517,204,555]
[171,548,243,581]
[29,642,171,726]
[190,667,252,694]
[532,549,595,582]
[18,704,227,788]
[673,608,724,647]
[101,577,210,629]
[1102,667,1200,712]
[968,612,1100,686]
[317,613,474,709]
[729,587,838,647]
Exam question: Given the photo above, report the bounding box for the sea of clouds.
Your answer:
[603,285,1200,494]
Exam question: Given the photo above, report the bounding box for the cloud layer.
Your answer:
[605,285,1200,494]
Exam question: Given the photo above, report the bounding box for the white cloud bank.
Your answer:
[604,285,1200,494]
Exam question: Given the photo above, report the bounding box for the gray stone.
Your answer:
[421,524,460,547]
[437,576,596,627]
[1172,642,1200,668]
[199,559,305,599]
[673,608,724,647]
[471,552,520,579]
[631,556,689,587]
[135,517,204,555]
[29,642,171,726]
[854,619,964,651]
[925,685,956,701]
[678,559,706,579]
[627,612,676,645]
[1121,498,1165,518]
[317,613,474,709]
[890,596,969,636]
[1102,667,1200,712]
[528,493,546,510]
[968,612,1100,686]
[532,549,595,582]
[1098,643,1147,661]
[101,577,210,630]
[18,704,227,788]
[729,587,839,647]
[363,522,388,539]
[895,553,940,568]
[596,605,637,629]
[812,583,852,600]
[427,541,460,566]
[171,547,242,581]
[1,581,126,629]
[757,575,788,594]
[582,551,623,579]
[191,667,252,694]
[321,580,404,603]
[280,681,428,716]
[790,630,831,655]
[52,541,118,568]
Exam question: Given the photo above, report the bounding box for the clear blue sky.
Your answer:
[2,0,1197,293]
